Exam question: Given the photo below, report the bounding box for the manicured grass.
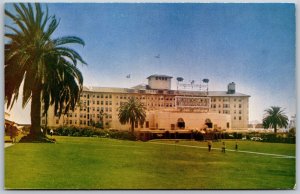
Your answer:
[5,136,295,189]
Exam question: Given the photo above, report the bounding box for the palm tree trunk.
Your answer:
[274,126,277,133]
[30,87,43,138]
[131,122,135,134]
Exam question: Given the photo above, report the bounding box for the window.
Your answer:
[239,104,242,108]
[146,121,149,128]
[239,116,242,120]
[223,104,230,108]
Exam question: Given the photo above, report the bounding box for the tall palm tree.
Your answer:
[118,97,146,133]
[263,106,289,133]
[5,3,87,140]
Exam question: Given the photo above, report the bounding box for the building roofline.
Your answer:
[147,74,173,79]
[82,86,250,97]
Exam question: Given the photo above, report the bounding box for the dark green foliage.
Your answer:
[263,106,289,133]
[118,97,146,133]
[52,126,136,141]
[260,133,295,144]
[289,127,296,135]
[193,131,204,141]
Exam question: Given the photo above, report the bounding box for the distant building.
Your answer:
[42,75,250,132]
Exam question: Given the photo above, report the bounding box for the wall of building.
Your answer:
[42,89,249,131]
[148,76,172,90]
[209,96,249,129]
[150,111,231,131]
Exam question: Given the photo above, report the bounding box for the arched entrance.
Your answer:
[205,118,213,128]
[177,118,185,129]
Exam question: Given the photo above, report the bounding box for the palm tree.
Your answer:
[118,97,146,133]
[263,106,289,133]
[5,3,87,140]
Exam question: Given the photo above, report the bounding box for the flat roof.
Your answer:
[83,86,250,97]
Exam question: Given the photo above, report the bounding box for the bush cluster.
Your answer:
[260,133,295,144]
[47,126,136,141]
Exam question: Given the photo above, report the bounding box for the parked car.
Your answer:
[250,137,263,141]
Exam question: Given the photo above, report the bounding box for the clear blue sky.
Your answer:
[4,3,296,124]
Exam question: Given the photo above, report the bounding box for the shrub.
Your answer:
[51,126,136,141]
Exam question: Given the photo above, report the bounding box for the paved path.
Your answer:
[149,141,296,159]
[4,143,14,148]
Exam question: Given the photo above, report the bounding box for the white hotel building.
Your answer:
[42,75,250,133]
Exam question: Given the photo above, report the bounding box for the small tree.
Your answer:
[118,97,146,133]
[289,127,296,136]
[263,106,289,133]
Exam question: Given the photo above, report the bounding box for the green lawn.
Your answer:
[5,136,296,189]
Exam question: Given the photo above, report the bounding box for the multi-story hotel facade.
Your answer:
[42,75,250,132]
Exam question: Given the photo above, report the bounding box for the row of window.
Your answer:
[216,113,242,120]
[81,94,112,99]
[61,120,111,126]
[78,113,112,119]
[211,104,242,109]
[211,98,243,102]
[219,110,243,114]
[155,76,168,80]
